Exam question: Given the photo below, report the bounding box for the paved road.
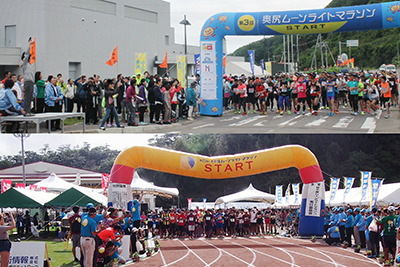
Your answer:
[62,106,400,134]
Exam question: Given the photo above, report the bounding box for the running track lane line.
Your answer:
[159,248,168,266]
[201,239,256,267]
[179,238,223,267]
[160,241,191,267]
[178,239,211,267]
[228,240,257,266]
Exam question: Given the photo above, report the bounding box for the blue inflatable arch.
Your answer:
[199,1,400,115]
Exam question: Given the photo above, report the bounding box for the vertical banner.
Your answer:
[200,41,217,100]
[194,54,201,75]
[285,184,290,204]
[29,185,37,191]
[361,171,372,202]
[370,178,384,209]
[275,185,282,204]
[260,59,265,75]
[292,183,300,205]
[102,173,110,195]
[187,198,192,210]
[1,179,12,193]
[305,182,323,217]
[329,178,340,203]
[135,53,147,75]
[202,198,207,209]
[16,183,25,189]
[40,187,47,192]
[343,177,355,203]
[248,50,255,76]
[265,61,272,75]
[29,37,36,64]
[222,53,226,75]
[176,55,187,89]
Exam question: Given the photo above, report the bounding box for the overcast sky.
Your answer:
[0,134,159,156]
[167,0,332,53]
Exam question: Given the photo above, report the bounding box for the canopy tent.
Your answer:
[130,172,179,199]
[45,186,107,207]
[215,183,275,205]
[0,188,57,208]
[33,172,75,193]
[225,61,264,77]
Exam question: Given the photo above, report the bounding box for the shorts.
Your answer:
[230,223,236,229]
[188,224,195,232]
[392,88,399,96]
[72,233,81,248]
[0,240,11,252]
[251,223,257,228]
[291,93,298,99]
[382,234,396,249]
[298,97,307,104]
[259,97,267,103]
[362,96,369,102]
[148,221,153,229]
[216,223,224,229]
[369,97,379,102]
[162,224,170,231]
[327,96,335,101]
[358,96,363,101]
[265,218,271,224]
[178,225,185,232]
[205,223,212,232]
[243,224,250,229]
[270,219,276,225]
[247,96,257,104]
[338,91,346,98]
[232,95,240,104]
[382,97,390,105]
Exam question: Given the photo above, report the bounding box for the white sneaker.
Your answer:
[384,114,391,119]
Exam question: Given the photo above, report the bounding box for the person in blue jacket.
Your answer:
[344,209,354,246]
[357,209,367,248]
[44,75,64,131]
[330,207,339,226]
[322,207,332,234]
[131,192,144,228]
[353,207,363,247]
[186,82,197,121]
[337,207,347,242]
[0,79,26,132]
[325,225,341,245]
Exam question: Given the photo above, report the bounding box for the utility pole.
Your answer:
[287,35,290,73]
[296,35,300,71]
[283,35,286,73]
[14,133,30,185]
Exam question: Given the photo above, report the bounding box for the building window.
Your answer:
[71,0,116,15]
[124,5,158,23]
[165,35,169,46]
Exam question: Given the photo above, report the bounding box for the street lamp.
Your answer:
[13,133,30,185]
[179,15,191,89]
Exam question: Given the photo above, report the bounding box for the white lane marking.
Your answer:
[273,115,282,119]
[159,249,168,267]
[205,241,223,266]
[220,116,241,122]
[163,240,191,267]
[332,116,354,128]
[178,239,210,266]
[305,116,329,127]
[167,131,182,134]
[361,118,376,133]
[254,121,267,127]
[229,116,262,126]
[192,123,215,130]
[202,239,255,267]
[288,121,297,126]
[278,115,303,126]
[228,240,257,267]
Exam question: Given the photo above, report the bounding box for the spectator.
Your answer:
[84,77,101,125]
[0,212,15,267]
[163,81,172,124]
[74,75,87,113]
[64,78,75,112]
[2,71,11,85]
[99,79,124,130]
[0,79,26,132]
[137,79,148,125]
[20,39,35,116]
[126,78,138,126]
[186,82,196,121]
[34,71,45,113]
[153,77,164,124]
[44,75,64,131]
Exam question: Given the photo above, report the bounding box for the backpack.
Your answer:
[71,216,81,233]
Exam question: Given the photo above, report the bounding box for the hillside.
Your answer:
[231,0,400,70]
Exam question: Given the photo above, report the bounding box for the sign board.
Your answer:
[346,40,359,47]
[9,242,45,267]
[200,41,217,100]
[341,53,348,61]
[305,182,324,217]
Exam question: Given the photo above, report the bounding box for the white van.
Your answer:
[379,64,396,72]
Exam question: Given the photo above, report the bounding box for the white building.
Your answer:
[0,0,197,80]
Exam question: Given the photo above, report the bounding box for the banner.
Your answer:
[285,184,290,204]
[9,241,45,267]
[248,50,255,76]
[29,37,36,64]
[305,182,324,217]
[203,198,207,209]
[187,198,192,210]
[1,179,12,193]
[265,61,272,75]
[102,173,110,195]
[292,183,300,205]
[370,178,384,209]
[16,183,25,189]
[222,53,226,75]
[29,185,37,191]
[329,178,340,203]
[275,185,283,204]
[200,41,217,100]
[176,55,187,89]
[260,59,265,75]
[135,53,147,75]
[194,54,200,75]
[105,46,118,66]
[343,177,355,203]
[361,171,371,202]
[39,187,47,192]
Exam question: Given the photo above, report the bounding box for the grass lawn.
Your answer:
[64,117,83,126]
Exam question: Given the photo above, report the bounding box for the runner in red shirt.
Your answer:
[255,78,267,115]
[177,210,187,238]
[243,210,251,237]
[169,210,177,238]
[187,210,197,238]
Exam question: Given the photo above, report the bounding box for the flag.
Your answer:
[135,53,147,75]
[223,55,227,68]
[361,171,372,202]
[29,185,37,191]
[203,198,207,209]
[106,46,118,66]
[292,183,300,205]
[248,50,255,76]
[343,177,355,203]
[40,187,47,192]
[260,59,265,75]
[275,185,282,204]
[176,55,187,88]
[370,178,384,209]
[194,54,200,75]
[16,183,25,189]
[187,198,192,210]
[159,50,168,69]
[102,173,110,195]
[1,180,12,193]
[329,178,340,203]
[285,184,290,204]
[29,38,36,64]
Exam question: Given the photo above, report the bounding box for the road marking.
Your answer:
[278,114,307,126]
[220,116,241,122]
[361,117,376,133]
[178,240,210,267]
[167,131,182,134]
[332,116,354,128]
[254,121,267,127]
[162,241,191,267]
[229,116,262,126]
[192,123,214,130]
[288,121,297,126]
[305,116,328,127]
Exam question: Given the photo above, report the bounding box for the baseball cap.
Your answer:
[354,207,360,212]
[388,206,396,212]
[86,203,94,208]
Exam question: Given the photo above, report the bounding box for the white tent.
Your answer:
[33,172,75,193]
[225,61,264,77]
[0,187,58,208]
[215,183,275,205]
[130,172,179,199]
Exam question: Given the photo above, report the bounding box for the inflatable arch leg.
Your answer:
[198,2,400,115]
[108,145,325,236]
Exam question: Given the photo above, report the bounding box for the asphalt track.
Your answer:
[126,236,381,267]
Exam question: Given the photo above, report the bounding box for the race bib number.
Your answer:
[268,87,272,92]
[281,88,287,93]
[230,218,235,222]
[321,82,326,87]
[179,219,184,223]
[249,88,254,93]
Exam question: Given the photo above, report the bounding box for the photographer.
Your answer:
[0,212,15,267]
[84,77,101,125]
[74,75,87,113]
